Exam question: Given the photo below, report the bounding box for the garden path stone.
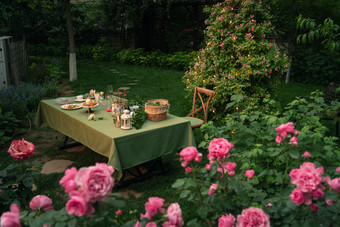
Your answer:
[118,87,130,91]
[127,83,137,86]
[41,159,74,174]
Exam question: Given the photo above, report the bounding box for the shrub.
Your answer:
[183,0,288,116]
[0,107,21,146]
[291,46,340,85]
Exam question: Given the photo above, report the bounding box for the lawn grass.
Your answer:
[0,59,333,222]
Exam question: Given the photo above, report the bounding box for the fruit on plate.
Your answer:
[82,102,97,107]
[65,104,79,109]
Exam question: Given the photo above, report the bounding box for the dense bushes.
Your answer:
[183,0,288,117]
[0,58,63,145]
[291,46,340,85]
[78,44,197,71]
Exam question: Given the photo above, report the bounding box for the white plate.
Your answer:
[81,103,99,108]
[61,104,82,110]
[55,97,74,105]
[75,98,85,102]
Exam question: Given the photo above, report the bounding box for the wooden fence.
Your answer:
[9,37,28,84]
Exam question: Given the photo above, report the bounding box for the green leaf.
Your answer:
[289,150,300,159]
[22,176,34,187]
[172,178,186,188]
[197,206,208,218]
[180,190,191,199]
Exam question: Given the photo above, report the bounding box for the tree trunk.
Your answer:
[65,0,77,81]
[285,55,293,83]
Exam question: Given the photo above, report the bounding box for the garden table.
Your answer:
[34,98,196,181]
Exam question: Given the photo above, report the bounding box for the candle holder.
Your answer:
[121,110,132,130]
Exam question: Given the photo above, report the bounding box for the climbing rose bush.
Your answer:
[183,0,288,115]
[7,138,35,160]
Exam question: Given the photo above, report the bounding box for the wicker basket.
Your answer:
[145,99,170,121]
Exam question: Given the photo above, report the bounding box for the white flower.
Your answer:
[88,114,95,121]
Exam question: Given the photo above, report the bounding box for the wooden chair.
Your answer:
[183,87,216,128]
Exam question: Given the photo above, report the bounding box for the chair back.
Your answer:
[187,87,215,123]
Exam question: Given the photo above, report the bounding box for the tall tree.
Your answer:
[65,0,77,81]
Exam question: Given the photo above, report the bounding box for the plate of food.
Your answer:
[55,97,74,105]
[81,102,99,108]
[61,104,82,110]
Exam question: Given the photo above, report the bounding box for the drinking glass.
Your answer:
[106,85,113,99]
[94,93,100,103]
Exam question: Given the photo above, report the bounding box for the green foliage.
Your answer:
[0,161,42,213]
[82,46,197,71]
[183,0,288,116]
[297,15,340,51]
[291,46,340,84]
[0,108,21,145]
[174,91,340,225]
[131,108,148,130]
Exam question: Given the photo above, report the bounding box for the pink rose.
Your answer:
[141,197,165,220]
[311,188,324,200]
[185,167,192,173]
[208,184,219,195]
[236,207,270,227]
[226,162,237,172]
[135,221,142,227]
[146,222,157,227]
[275,135,283,144]
[75,163,114,203]
[0,204,21,227]
[164,203,184,227]
[329,177,340,192]
[205,164,212,171]
[89,89,95,95]
[336,167,340,173]
[310,204,318,212]
[326,199,333,206]
[180,146,201,167]
[7,138,35,161]
[218,213,235,227]
[303,151,311,158]
[245,170,254,179]
[29,195,53,212]
[290,188,305,205]
[116,210,122,216]
[208,138,234,162]
[265,203,272,207]
[59,167,78,193]
[290,136,298,146]
[66,195,94,217]
[290,162,323,193]
[276,122,295,135]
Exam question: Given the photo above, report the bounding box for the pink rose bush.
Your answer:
[275,122,299,145]
[1,204,21,227]
[29,195,54,213]
[7,139,35,161]
[59,163,115,217]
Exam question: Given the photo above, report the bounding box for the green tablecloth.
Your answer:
[35,98,195,173]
